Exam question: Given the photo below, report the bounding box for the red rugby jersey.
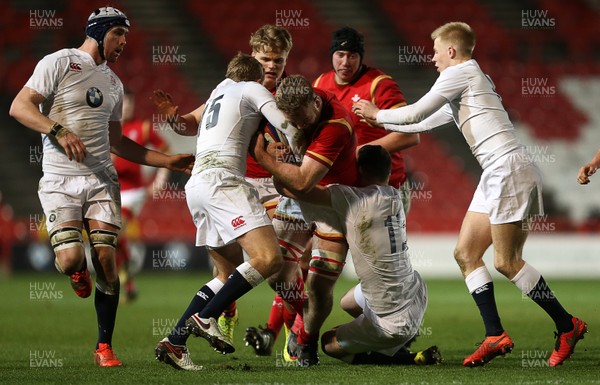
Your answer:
[113,120,166,191]
[305,89,359,187]
[313,66,408,187]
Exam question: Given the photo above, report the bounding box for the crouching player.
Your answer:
[256,139,442,365]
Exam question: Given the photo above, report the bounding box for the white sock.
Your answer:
[237,261,265,287]
[204,277,224,295]
[510,262,541,295]
[465,265,493,293]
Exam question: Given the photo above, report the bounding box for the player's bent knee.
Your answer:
[453,247,467,264]
[453,247,479,273]
[494,259,519,278]
[321,329,346,358]
[309,249,345,281]
[340,289,361,317]
[262,252,283,278]
[51,226,84,252]
[266,260,295,287]
[89,229,118,249]
[50,227,85,274]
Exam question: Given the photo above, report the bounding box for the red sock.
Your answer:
[301,267,308,281]
[297,322,318,345]
[222,301,237,317]
[266,294,285,338]
[277,274,306,316]
[282,304,297,330]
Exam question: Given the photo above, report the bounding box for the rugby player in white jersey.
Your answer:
[256,143,442,365]
[154,52,302,370]
[9,7,194,367]
[151,25,298,351]
[353,22,587,367]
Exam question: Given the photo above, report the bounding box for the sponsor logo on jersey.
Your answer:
[69,62,82,72]
[231,216,246,230]
[86,87,103,108]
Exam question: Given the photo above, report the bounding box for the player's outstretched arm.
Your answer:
[578,149,600,185]
[359,132,420,155]
[382,105,454,134]
[150,89,204,136]
[9,87,86,162]
[109,121,194,174]
[354,92,448,127]
[273,177,332,207]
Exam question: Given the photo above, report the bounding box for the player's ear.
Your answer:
[314,95,321,110]
[448,45,456,59]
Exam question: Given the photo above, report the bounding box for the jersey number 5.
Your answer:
[204,94,224,130]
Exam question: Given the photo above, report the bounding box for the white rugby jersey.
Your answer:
[193,78,298,176]
[378,59,523,169]
[25,48,123,175]
[329,184,421,317]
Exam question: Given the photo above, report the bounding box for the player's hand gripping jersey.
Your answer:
[193,79,301,176]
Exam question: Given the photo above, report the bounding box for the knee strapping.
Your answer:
[50,227,84,252]
[309,249,346,279]
[89,229,118,249]
[278,239,306,262]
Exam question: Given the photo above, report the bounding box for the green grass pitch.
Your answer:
[2,272,599,384]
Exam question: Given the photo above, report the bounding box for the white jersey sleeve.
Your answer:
[25,54,63,98]
[249,83,303,158]
[377,91,448,125]
[378,60,524,169]
[244,81,277,111]
[381,101,454,133]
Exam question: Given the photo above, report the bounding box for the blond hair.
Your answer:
[275,75,314,114]
[431,22,476,57]
[249,24,293,54]
[225,52,264,82]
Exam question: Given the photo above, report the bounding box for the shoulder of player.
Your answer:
[439,61,473,79]
[312,70,335,88]
[315,92,352,130]
[39,48,81,68]
[363,67,398,89]
[242,80,271,95]
[358,67,402,100]
[318,116,353,136]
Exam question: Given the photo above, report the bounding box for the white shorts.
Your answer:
[336,279,427,356]
[298,200,345,241]
[186,169,272,248]
[468,149,544,224]
[120,187,147,217]
[245,176,279,211]
[274,196,305,222]
[38,167,122,234]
